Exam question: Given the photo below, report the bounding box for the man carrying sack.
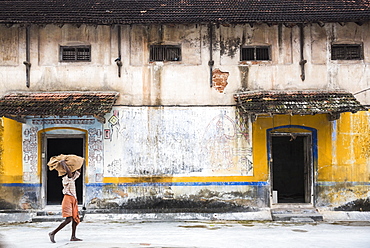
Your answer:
[47,154,84,177]
[47,155,84,243]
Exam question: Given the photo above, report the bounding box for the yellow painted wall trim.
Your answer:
[252,114,331,183]
[1,117,23,184]
[103,176,266,184]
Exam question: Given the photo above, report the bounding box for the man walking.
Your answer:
[49,160,82,243]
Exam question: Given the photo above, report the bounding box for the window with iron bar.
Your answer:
[331,44,363,60]
[240,46,271,61]
[150,45,181,62]
[60,45,91,62]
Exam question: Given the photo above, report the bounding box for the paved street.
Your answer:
[1,220,370,248]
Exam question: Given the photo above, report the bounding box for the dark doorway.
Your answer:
[272,135,310,203]
[46,138,84,205]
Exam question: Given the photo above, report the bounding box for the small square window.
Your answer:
[241,46,270,61]
[60,45,91,62]
[150,45,181,62]
[331,44,363,60]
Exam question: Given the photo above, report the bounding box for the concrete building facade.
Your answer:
[0,1,369,215]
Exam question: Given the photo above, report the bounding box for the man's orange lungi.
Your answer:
[61,194,80,225]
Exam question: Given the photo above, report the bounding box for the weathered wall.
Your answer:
[316,111,370,210]
[218,23,370,104]
[23,117,103,182]
[103,107,252,177]
[0,118,25,209]
[15,116,102,208]
[1,22,370,211]
[1,23,370,104]
[253,112,370,210]
[84,106,267,211]
[253,114,332,183]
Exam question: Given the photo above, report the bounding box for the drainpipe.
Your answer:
[208,23,214,88]
[23,25,31,88]
[114,25,122,77]
[299,24,307,81]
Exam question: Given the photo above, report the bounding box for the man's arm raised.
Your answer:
[60,160,72,178]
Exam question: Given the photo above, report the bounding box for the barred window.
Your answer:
[331,44,363,60]
[150,45,181,62]
[241,46,271,61]
[60,45,91,62]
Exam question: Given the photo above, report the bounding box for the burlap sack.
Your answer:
[47,154,84,177]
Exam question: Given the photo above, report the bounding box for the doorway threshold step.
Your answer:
[32,209,63,222]
[272,213,323,221]
[271,205,323,221]
[271,208,318,214]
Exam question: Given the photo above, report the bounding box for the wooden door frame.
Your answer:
[267,125,317,207]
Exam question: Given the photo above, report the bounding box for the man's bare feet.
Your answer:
[48,232,56,243]
[70,237,82,241]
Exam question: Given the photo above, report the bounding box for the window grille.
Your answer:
[331,44,362,60]
[241,46,270,61]
[60,45,91,62]
[150,45,181,62]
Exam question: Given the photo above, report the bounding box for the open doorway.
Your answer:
[271,134,312,204]
[46,137,84,205]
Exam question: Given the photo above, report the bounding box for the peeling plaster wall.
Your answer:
[104,107,252,178]
[18,117,103,208]
[84,106,260,211]
[316,112,370,210]
[0,118,24,209]
[86,184,269,211]
[1,22,370,211]
[22,117,103,183]
[1,23,370,104]
[253,112,370,211]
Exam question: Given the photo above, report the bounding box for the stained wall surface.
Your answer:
[0,118,23,209]
[0,22,369,211]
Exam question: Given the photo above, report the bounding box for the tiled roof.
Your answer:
[234,90,367,116]
[0,0,369,25]
[0,91,119,122]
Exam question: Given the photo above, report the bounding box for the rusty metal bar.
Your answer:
[23,25,31,88]
[299,24,307,81]
[208,23,214,88]
[115,25,122,77]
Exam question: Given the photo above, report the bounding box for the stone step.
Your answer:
[36,211,62,216]
[32,209,87,222]
[272,213,323,221]
[290,217,316,223]
[271,208,318,214]
[271,203,313,208]
[270,204,323,222]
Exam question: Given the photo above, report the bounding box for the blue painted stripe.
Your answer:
[1,182,269,188]
[316,181,370,186]
[86,183,114,187]
[86,181,269,187]
[0,183,41,187]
